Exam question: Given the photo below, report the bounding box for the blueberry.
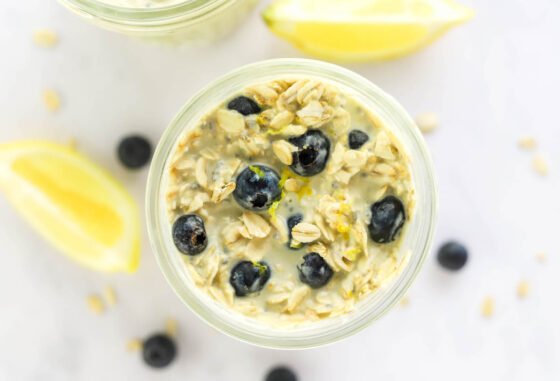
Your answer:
[289,130,331,177]
[287,214,304,250]
[117,135,152,169]
[368,196,405,244]
[265,366,298,381]
[172,214,208,256]
[230,261,271,297]
[348,130,369,149]
[233,165,281,211]
[297,253,333,289]
[142,333,176,369]
[227,96,261,116]
[437,241,468,271]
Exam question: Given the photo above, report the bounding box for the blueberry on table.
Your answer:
[142,333,176,369]
[297,252,333,289]
[172,214,208,256]
[265,366,298,381]
[233,165,282,211]
[289,129,331,177]
[287,213,304,249]
[368,196,405,244]
[117,135,152,169]
[348,130,369,149]
[230,261,271,297]
[437,241,468,271]
[227,96,262,116]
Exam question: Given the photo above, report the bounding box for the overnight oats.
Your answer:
[147,59,437,347]
[58,0,258,43]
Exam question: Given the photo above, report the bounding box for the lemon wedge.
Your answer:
[263,0,474,62]
[0,141,140,273]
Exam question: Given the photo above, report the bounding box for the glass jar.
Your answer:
[57,0,259,43]
[146,58,438,349]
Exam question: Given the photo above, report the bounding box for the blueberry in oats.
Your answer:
[233,165,282,211]
[287,213,304,249]
[368,196,405,244]
[227,95,262,116]
[348,129,369,149]
[142,333,176,369]
[297,252,334,289]
[172,214,208,255]
[437,241,468,271]
[289,129,331,177]
[230,261,271,296]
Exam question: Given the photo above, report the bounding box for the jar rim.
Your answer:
[146,58,438,349]
[58,0,231,24]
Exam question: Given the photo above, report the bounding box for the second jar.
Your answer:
[58,0,259,43]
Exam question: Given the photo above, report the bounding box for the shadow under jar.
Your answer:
[146,58,438,349]
[58,0,259,43]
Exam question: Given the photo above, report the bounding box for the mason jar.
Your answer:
[58,0,259,43]
[146,58,438,348]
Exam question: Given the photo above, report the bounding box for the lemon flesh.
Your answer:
[0,141,140,273]
[263,0,474,62]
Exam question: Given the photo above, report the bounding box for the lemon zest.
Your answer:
[267,192,284,222]
[343,247,362,261]
[339,203,352,214]
[254,261,268,275]
[248,165,264,177]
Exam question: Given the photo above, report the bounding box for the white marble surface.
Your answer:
[1,0,559,380]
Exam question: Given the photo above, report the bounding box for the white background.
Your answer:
[1,0,559,380]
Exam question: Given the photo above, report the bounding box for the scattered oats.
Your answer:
[277,124,307,137]
[415,112,439,133]
[353,223,369,257]
[343,150,367,168]
[399,296,410,307]
[248,84,278,106]
[532,154,549,176]
[186,192,209,213]
[269,214,289,243]
[518,136,537,151]
[296,100,325,127]
[516,280,530,299]
[104,286,117,306]
[291,222,321,243]
[241,212,271,238]
[285,286,309,313]
[272,140,297,165]
[33,29,58,48]
[267,292,290,305]
[217,109,245,137]
[195,157,208,188]
[126,339,143,352]
[43,89,61,112]
[200,148,220,160]
[296,80,321,104]
[373,163,397,176]
[283,178,302,192]
[313,214,334,242]
[212,182,236,203]
[86,295,104,315]
[481,297,494,318]
[165,318,178,337]
[535,252,547,263]
[270,111,295,130]
[374,131,395,160]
